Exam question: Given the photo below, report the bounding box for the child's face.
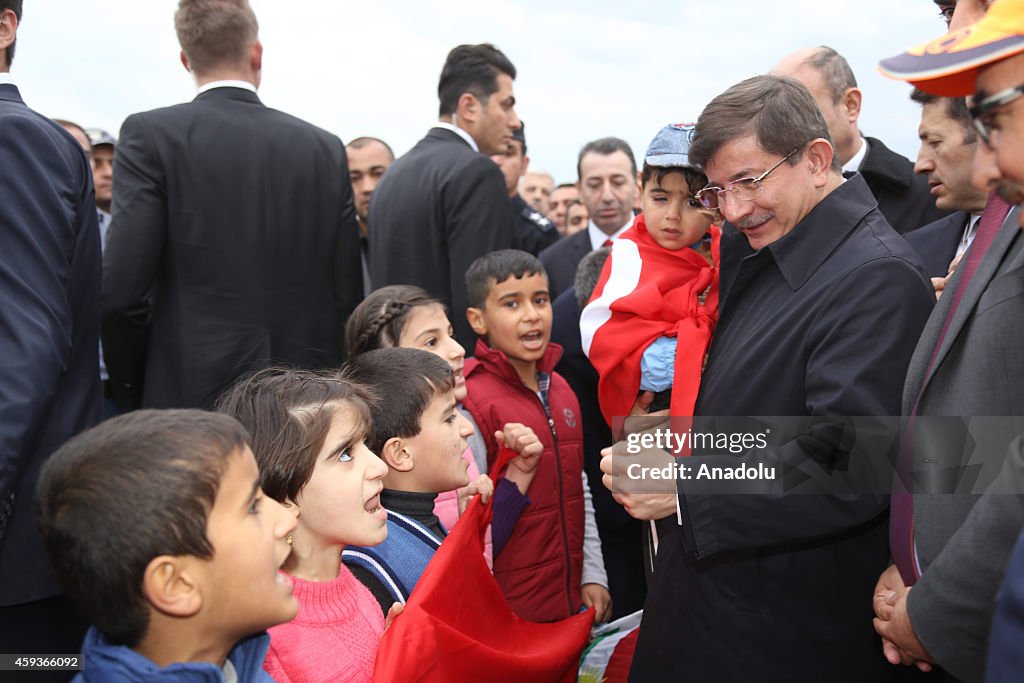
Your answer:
[403,389,474,492]
[642,171,714,251]
[202,446,299,637]
[468,273,552,367]
[398,304,468,402]
[294,405,389,548]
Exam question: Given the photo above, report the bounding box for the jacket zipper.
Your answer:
[534,391,575,618]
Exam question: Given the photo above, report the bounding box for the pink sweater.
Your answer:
[433,446,493,568]
[264,564,384,683]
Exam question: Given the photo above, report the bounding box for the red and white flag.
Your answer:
[580,214,720,427]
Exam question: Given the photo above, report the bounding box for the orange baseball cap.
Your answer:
[878,0,1024,96]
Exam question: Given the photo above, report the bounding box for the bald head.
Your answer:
[772,46,863,166]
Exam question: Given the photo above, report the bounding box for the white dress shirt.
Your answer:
[433,121,479,153]
[195,79,257,96]
[588,218,633,251]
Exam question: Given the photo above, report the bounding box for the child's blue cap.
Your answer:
[644,123,697,168]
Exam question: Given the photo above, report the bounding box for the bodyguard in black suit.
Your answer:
[103,1,363,410]
[369,44,520,351]
[0,1,101,664]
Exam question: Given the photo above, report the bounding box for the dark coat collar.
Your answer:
[759,173,877,291]
[0,83,23,104]
[859,136,915,191]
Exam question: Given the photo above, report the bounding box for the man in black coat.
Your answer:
[540,137,640,300]
[0,0,101,665]
[369,44,520,350]
[103,0,363,410]
[610,76,934,683]
[774,46,949,234]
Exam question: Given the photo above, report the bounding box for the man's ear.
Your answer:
[141,555,202,618]
[805,138,836,184]
[381,437,413,472]
[0,9,17,69]
[249,40,263,74]
[467,307,487,336]
[841,87,862,125]
[180,50,191,74]
[456,92,480,126]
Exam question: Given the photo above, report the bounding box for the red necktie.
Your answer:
[601,239,613,248]
[890,193,1012,585]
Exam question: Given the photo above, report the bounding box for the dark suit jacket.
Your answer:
[0,85,102,605]
[103,86,363,409]
[631,175,934,682]
[368,127,516,351]
[904,211,969,278]
[899,206,1024,682]
[539,229,591,301]
[860,136,950,234]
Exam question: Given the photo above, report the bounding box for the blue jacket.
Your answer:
[75,628,275,682]
[343,509,443,604]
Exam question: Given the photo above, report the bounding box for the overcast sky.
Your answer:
[12,1,950,184]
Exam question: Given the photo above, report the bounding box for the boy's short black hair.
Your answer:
[35,409,249,647]
[640,163,708,197]
[465,249,547,310]
[345,348,456,456]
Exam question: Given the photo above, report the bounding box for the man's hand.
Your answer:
[581,583,613,623]
[872,565,933,671]
[934,252,965,301]
[458,474,494,515]
[599,445,677,521]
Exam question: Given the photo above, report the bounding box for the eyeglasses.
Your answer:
[969,83,1024,147]
[695,145,804,210]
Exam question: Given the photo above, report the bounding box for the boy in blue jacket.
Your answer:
[36,410,299,682]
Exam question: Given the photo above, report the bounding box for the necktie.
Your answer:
[601,239,613,248]
[890,193,1012,585]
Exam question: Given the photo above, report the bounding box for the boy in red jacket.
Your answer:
[463,249,611,623]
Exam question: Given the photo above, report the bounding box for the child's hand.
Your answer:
[496,423,542,460]
[458,474,494,514]
[581,583,613,623]
[384,602,405,631]
[497,425,542,494]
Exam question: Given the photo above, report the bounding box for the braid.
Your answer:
[345,285,445,358]
[355,301,408,355]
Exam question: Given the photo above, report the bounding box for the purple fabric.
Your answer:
[492,478,531,557]
[890,193,1012,585]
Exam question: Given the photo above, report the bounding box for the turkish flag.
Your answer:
[372,448,594,683]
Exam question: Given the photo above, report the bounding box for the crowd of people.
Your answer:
[4,0,1024,681]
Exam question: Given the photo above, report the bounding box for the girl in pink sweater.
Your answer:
[218,368,397,683]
